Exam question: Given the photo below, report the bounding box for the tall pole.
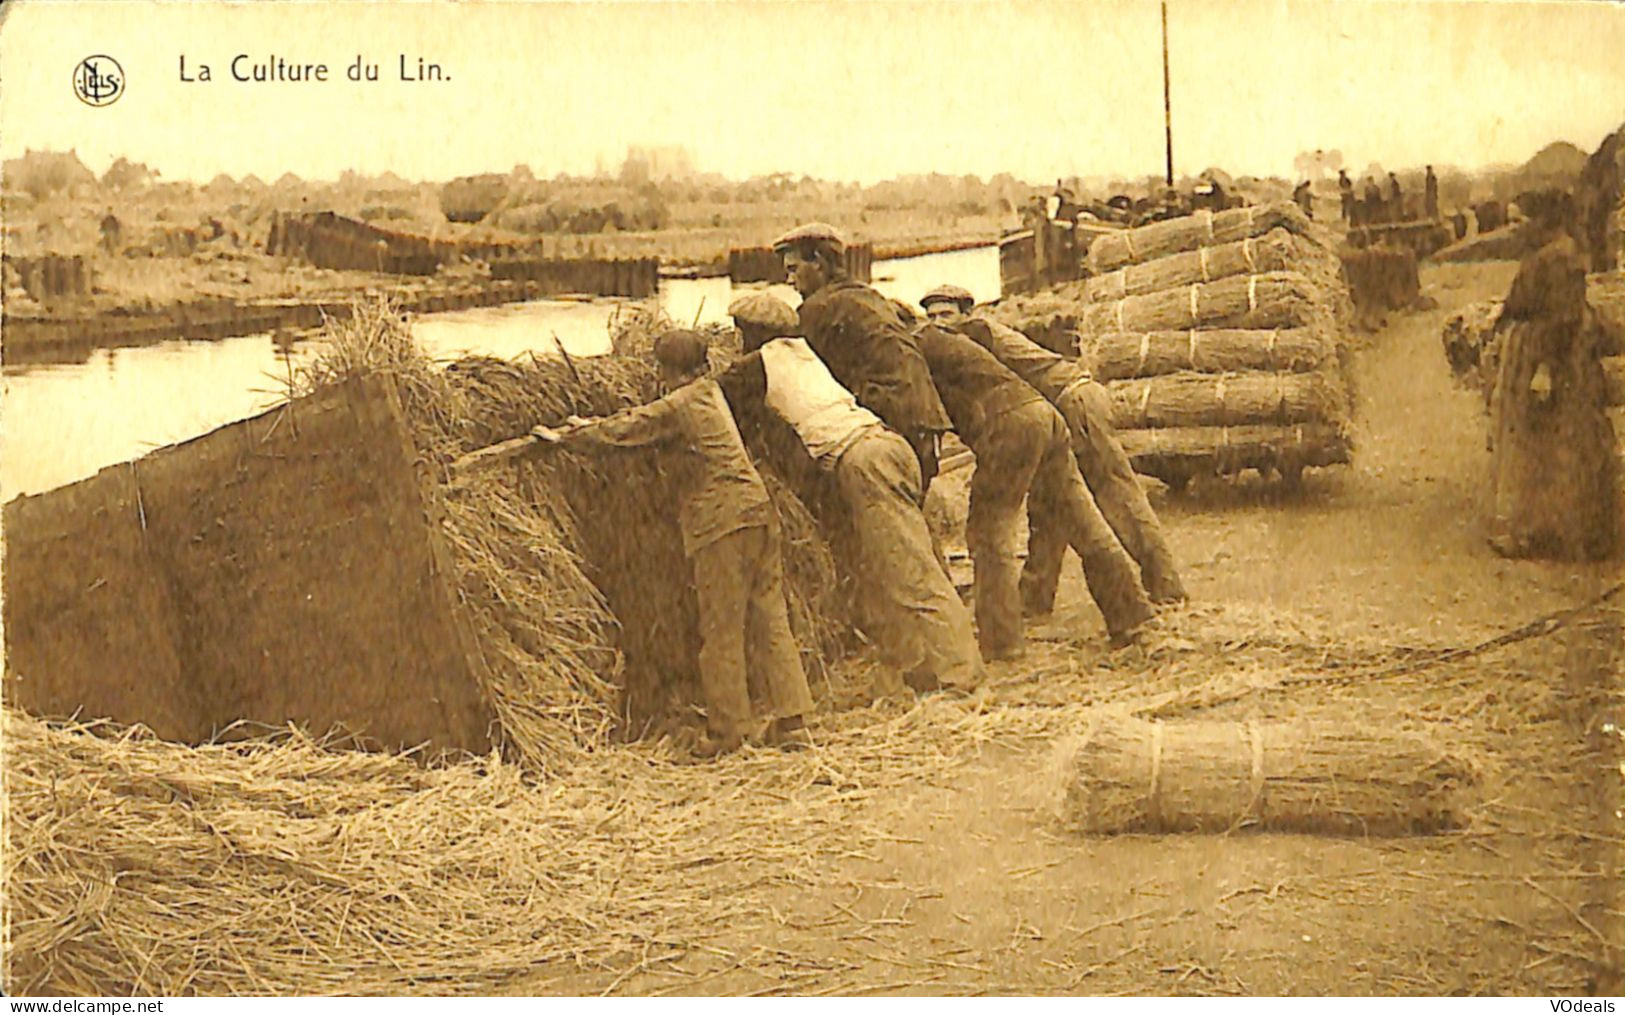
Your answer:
[1162,1,1174,187]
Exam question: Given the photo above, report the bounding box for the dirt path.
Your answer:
[520,261,1620,997]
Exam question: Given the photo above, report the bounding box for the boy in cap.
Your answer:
[721,293,984,695]
[773,222,954,496]
[535,329,814,756]
[920,285,1187,607]
[909,319,1155,657]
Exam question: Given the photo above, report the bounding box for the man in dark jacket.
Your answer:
[1363,177,1385,224]
[720,293,984,696]
[911,322,1155,657]
[775,222,953,494]
[921,285,1187,608]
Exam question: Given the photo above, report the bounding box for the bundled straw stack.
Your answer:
[1077,203,1356,484]
[1053,715,1477,836]
[295,299,846,759]
[1440,300,1505,406]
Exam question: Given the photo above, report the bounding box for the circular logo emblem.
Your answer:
[73,55,124,107]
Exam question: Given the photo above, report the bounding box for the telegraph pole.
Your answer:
[1162,1,1174,187]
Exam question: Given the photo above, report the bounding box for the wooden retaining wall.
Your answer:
[5,280,559,361]
[726,243,873,284]
[998,220,1095,296]
[2,375,497,757]
[267,211,552,276]
[489,256,659,297]
[2,255,92,300]
[268,211,449,275]
[1345,219,1457,259]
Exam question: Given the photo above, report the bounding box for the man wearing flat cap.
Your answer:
[907,316,1156,657]
[921,285,1187,609]
[534,328,814,757]
[772,222,954,497]
[718,294,984,696]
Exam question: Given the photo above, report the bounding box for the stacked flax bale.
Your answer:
[295,299,846,758]
[1078,203,1356,483]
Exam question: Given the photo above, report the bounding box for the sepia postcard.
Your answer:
[1,0,1623,1000]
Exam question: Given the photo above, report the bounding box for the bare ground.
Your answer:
[507,260,1621,997]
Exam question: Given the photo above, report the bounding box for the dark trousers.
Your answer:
[1022,382,1188,609]
[966,402,1154,658]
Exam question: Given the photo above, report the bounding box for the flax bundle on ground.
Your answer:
[1053,715,1476,836]
[1086,202,1323,275]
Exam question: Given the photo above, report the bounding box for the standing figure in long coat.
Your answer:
[1488,192,1620,561]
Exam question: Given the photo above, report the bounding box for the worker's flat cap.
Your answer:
[651,328,710,371]
[728,292,799,331]
[920,284,974,309]
[772,222,846,252]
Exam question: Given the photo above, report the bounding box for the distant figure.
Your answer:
[1293,180,1314,219]
[1338,170,1354,223]
[1021,195,1048,232]
[1487,191,1620,561]
[1363,178,1384,224]
[1424,165,1440,220]
[99,211,121,254]
[1053,185,1083,224]
[1387,173,1404,222]
[1192,176,1226,213]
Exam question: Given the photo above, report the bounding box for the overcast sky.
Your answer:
[2,0,1622,184]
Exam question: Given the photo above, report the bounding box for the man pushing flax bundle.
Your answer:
[773,223,954,495]
[530,329,815,757]
[909,316,1158,658]
[719,293,985,698]
[919,284,1188,609]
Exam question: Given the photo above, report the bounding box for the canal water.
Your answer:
[1,246,998,498]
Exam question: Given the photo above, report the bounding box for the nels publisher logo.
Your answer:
[73,55,124,107]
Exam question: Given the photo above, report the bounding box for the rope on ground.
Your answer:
[1140,580,1624,719]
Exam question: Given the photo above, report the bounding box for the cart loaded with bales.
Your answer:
[990,202,1359,489]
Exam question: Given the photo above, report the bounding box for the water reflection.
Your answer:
[2,246,997,499]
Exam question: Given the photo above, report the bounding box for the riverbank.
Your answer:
[3,232,1001,362]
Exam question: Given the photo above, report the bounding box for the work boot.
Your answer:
[1144,571,1189,606]
[768,715,815,753]
[691,728,746,761]
[1109,612,1170,650]
[903,664,941,694]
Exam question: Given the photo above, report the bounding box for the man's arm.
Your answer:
[558,390,683,450]
[714,351,767,416]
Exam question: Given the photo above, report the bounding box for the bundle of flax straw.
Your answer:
[1088,327,1332,381]
[294,298,846,760]
[1085,228,1326,304]
[1113,423,1352,477]
[1065,207,1356,483]
[1080,271,1329,335]
[1086,202,1320,275]
[1102,369,1348,430]
[1053,715,1477,836]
